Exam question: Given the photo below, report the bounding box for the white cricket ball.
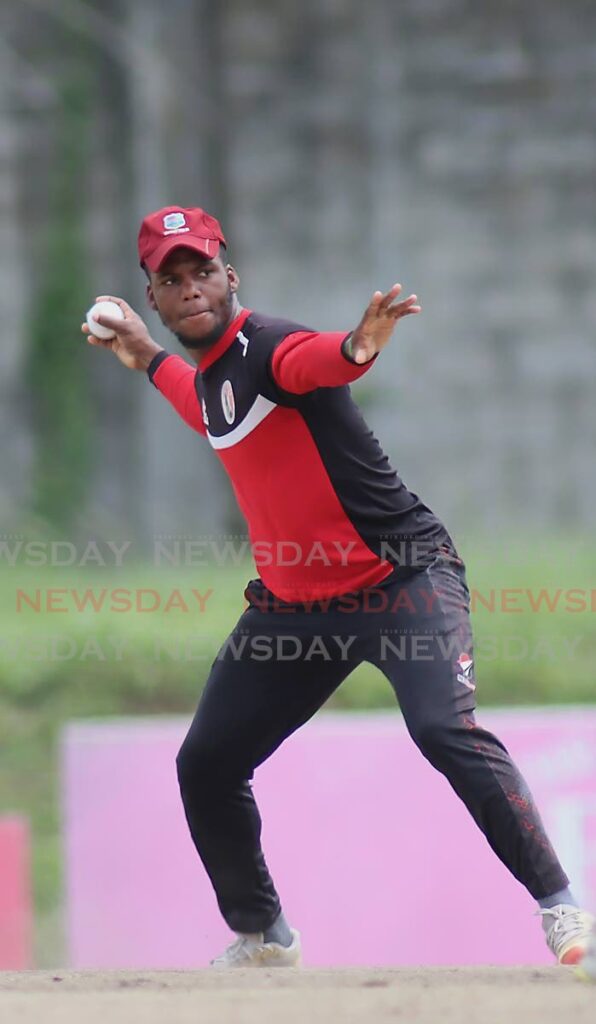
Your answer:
[86,300,125,340]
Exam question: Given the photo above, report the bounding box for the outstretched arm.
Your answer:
[270,284,420,394]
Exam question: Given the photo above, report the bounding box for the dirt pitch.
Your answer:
[0,967,594,1023]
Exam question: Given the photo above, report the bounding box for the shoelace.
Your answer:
[212,935,267,965]
[538,907,587,955]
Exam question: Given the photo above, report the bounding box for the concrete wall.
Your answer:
[3,1,596,538]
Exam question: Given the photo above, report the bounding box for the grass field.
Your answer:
[0,534,595,963]
[0,968,594,1023]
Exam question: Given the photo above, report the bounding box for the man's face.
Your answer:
[146,246,240,350]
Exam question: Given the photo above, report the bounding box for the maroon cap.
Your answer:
[138,205,227,272]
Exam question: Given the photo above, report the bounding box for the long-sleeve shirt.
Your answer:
[147,307,449,602]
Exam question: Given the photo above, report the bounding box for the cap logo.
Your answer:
[163,212,186,231]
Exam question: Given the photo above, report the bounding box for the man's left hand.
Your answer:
[348,284,421,365]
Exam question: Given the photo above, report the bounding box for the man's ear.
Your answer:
[227,266,240,293]
[146,283,158,311]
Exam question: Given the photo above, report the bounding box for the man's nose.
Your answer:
[181,275,203,300]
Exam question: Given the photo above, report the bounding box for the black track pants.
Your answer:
[176,552,568,933]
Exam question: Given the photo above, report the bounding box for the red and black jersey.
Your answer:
[148,308,450,601]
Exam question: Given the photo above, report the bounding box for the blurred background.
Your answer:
[0,0,594,968]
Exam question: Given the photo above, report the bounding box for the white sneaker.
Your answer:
[210,928,301,968]
[576,923,596,982]
[538,904,595,965]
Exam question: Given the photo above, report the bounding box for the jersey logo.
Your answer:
[221,380,235,425]
[237,330,250,357]
[201,398,209,426]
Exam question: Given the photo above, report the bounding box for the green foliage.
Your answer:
[27,68,92,532]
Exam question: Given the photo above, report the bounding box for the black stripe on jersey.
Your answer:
[296,386,449,569]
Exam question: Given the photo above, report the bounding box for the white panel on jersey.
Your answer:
[207,394,277,450]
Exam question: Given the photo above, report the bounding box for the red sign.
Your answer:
[0,817,32,968]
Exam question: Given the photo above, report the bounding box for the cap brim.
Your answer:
[144,235,220,272]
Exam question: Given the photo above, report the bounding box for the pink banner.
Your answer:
[62,710,596,967]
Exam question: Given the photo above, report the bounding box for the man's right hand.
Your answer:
[81,295,164,371]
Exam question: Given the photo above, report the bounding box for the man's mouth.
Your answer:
[182,308,212,321]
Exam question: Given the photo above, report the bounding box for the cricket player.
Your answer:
[83,205,593,968]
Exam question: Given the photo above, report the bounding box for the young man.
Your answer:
[83,205,593,968]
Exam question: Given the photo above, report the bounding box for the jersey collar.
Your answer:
[198,308,251,373]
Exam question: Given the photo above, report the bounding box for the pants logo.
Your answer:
[456,652,476,690]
